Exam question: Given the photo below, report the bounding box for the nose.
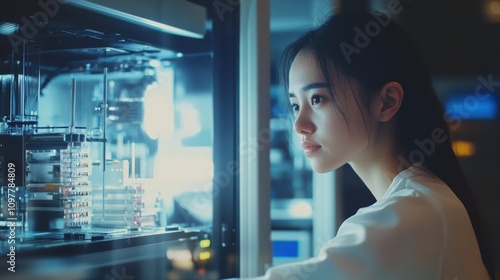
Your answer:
[293,108,315,136]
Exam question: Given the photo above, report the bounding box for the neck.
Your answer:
[349,125,403,200]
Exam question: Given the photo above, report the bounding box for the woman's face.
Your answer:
[288,51,374,173]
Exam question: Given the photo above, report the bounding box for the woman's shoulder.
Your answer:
[383,164,460,206]
[343,164,474,253]
[319,171,487,279]
[347,165,464,241]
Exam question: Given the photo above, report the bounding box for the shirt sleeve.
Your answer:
[259,189,445,280]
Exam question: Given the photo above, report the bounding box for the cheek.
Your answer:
[347,114,374,149]
[324,110,369,148]
[321,113,351,143]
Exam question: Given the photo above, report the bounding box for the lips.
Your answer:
[301,141,321,156]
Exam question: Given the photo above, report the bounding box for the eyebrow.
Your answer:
[289,82,329,98]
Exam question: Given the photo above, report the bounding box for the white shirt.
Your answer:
[255,165,490,280]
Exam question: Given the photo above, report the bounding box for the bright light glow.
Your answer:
[0,22,18,35]
[157,155,213,183]
[288,200,313,218]
[143,90,166,139]
[198,251,211,261]
[142,70,172,140]
[149,59,161,68]
[177,103,202,138]
[452,141,476,157]
[146,81,159,91]
[445,94,497,120]
[166,249,192,260]
[490,1,500,14]
[200,239,211,248]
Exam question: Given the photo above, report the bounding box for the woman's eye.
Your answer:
[311,95,324,105]
[290,104,299,113]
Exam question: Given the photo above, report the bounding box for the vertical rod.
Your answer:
[71,78,76,132]
[239,0,272,276]
[102,67,108,170]
[102,67,108,220]
[9,49,15,123]
[131,142,135,185]
[20,41,26,122]
[36,48,40,121]
[67,78,77,230]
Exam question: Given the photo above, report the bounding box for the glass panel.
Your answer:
[0,2,225,279]
[1,49,217,278]
[32,55,214,231]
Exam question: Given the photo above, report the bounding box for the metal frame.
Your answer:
[239,0,272,277]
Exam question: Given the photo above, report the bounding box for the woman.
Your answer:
[259,11,494,279]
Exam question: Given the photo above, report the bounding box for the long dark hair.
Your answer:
[280,11,494,278]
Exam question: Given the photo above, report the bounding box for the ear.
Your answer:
[372,81,404,122]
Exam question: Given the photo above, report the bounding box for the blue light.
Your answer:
[273,240,299,257]
[444,94,498,120]
[0,22,18,35]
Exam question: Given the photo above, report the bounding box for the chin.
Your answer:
[311,163,337,173]
[310,161,343,173]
